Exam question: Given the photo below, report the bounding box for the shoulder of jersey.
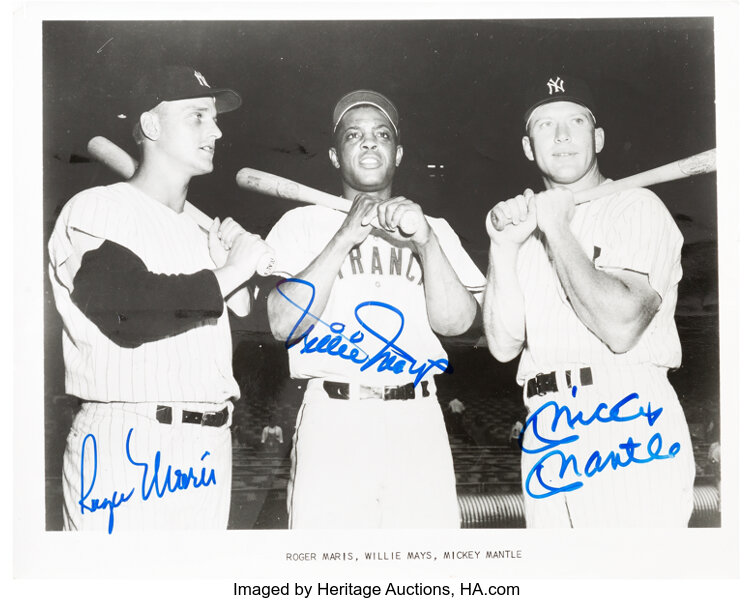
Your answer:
[425,215,458,242]
[276,203,348,225]
[595,185,674,218]
[426,214,450,228]
[65,181,132,209]
[289,204,345,216]
[59,182,137,231]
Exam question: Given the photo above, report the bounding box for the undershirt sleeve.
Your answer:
[70,239,225,348]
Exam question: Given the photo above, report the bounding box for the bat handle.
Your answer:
[184,203,277,277]
[487,183,623,231]
[400,212,420,236]
[256,252,276,277]
[489,211,507,232]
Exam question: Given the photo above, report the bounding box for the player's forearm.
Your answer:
[545,225,654,353]
[267,232,353,342]
[226,286,252,317]
[482,242,526,362]
[414,230,478,336]
[72,240,224,347]
[213,263,251,298]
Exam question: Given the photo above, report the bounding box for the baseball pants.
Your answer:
[62,400,233,532]
[287,378,460,529]
[520,364,695,527]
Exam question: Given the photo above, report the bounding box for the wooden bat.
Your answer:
[236,167,421,235]
[86,136,275,276]
[490,148,716,230]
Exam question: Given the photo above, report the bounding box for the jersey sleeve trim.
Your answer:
[71,240,224,348]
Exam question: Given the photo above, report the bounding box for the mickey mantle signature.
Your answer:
[521,387,682,498]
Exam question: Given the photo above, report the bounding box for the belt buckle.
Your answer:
[358,384,382,400]
[200,410,216,426]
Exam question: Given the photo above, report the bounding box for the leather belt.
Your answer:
[155,404,229,427]
[322,380,430,401]
[525,367,593,397]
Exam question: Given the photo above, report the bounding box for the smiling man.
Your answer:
[265,90,485,528]
[483,75,696,527]
[48,65,271,531]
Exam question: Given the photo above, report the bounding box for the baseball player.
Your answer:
[48,65,270,532]
[264,90,486,528]
[483,74,696,527]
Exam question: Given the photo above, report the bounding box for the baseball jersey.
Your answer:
[48,181,240,404]
[265,205,486,385]
[516,186,683,384]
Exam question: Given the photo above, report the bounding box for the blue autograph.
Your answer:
[78,429,216,534]
[276,278,451,386]
[521,387,681,499]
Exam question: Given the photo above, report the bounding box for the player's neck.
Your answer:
[543,164,606,193]
[129,160,191,213]
[341,182,393,202]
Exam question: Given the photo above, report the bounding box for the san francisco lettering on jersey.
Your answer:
[338,244,423,284]
[522,386,682,499]
[275,278,451,386]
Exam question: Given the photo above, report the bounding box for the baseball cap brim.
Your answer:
[524,96,595,129]
[129,65,243,120]
[161,88,242,114]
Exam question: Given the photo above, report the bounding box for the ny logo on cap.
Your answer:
[546,76,565,95]
[193,70,210,88]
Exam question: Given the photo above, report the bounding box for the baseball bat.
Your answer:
[236,167,421,235]
[86,136,275,277]
[490,148,717,230]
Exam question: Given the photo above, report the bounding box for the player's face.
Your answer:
[522,101,604,188]
[330,106,403,195]
[153,97,223,176]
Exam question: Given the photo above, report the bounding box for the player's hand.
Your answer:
[337,192,381,246]
[534,188,575,236]
[374,196,431,247]
[208,217,247,267]
[213,231,272,297]
[486,189,537,246]
[224,231,272,278]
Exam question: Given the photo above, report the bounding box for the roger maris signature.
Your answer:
[78,429,216,534]
[276,278,451,386]
[521,387,682,499]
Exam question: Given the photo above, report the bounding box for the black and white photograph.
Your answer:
[11,0,745,596]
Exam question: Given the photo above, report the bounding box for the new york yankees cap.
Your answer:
[129,65,242,120]
[523,75,597,130]
[332,90,400,135]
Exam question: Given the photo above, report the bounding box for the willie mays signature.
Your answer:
[78,429,216,534]
[521,387,682,499]
[275,278,451,386]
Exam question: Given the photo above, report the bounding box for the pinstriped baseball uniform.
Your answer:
[516,186,695,527]
[265,205,485,528]
[49,182,238,532]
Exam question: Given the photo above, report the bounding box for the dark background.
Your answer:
[42,19,720,529]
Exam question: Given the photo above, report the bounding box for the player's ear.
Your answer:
[328,147,340,169]
[595,127,605,154]
[139,111,160,141]
[522,136,535,162]
[395,145,403,167]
